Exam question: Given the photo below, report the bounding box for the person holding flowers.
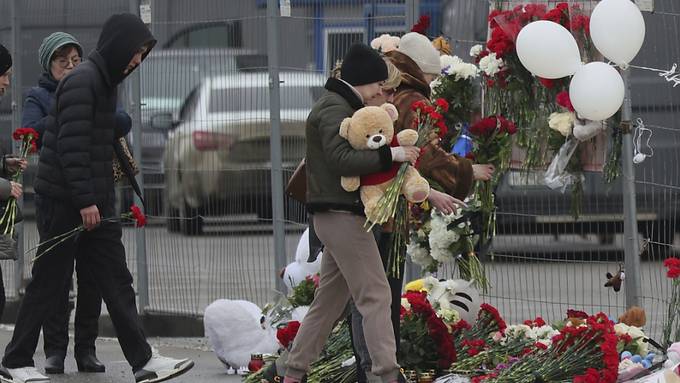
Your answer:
[20,31,116,375]
[0,14,193,383]
[283,43,417,383]
[0,44,28,324]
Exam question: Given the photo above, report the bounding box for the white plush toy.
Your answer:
[422,277,482,324]
[573,118,606,141]
[204,299,279,369]
[282,228,323,293]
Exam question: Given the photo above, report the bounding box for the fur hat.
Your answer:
[398,32,441,75]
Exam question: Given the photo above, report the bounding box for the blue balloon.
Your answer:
[621,351,633,360]
[631,355,642,363]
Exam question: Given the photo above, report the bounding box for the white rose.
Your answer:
[548,112,575,137]
[470,44,484,57]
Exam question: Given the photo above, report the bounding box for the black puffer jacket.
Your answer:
[35,14,156,211]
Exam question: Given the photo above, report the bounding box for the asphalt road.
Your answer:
[0,324,241,383]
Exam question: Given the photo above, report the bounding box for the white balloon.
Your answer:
[516,20,582,79]
[590,0,645,66]
[569,62,625,121]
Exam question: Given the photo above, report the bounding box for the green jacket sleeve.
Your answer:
[317,102,392,176]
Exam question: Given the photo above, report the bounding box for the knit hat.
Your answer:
[0,44,11,76]
[340,43,388,86]
[398,32,441,75]
[39,32,83,73]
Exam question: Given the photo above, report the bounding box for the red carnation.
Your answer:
[664,257,680,279]
[556,91,575,112]
[130,204,147,228]
[434,98,449,112]
[411,100,427,111]
[411,15,430,35]
[567,309,589,319]
[538,77,555,89]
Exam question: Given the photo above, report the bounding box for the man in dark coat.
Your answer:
[0,14,194,383]
[21,31,115,375]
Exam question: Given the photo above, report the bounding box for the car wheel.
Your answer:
[180,203,203,236]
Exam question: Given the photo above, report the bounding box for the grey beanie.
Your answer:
[39,32,83,73]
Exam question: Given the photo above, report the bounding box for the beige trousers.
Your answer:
[285,211,399,383]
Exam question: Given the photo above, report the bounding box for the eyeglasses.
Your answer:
[54,56,82,69]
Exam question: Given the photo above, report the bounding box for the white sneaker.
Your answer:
[134,354,194,383]
[0,367,49,383]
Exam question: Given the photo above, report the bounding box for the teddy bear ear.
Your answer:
[339,117,352,139]
[381,103,399,122]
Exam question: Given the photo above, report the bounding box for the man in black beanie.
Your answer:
[279,43,418,383]
[0,44,12,98]
[0,14,193,383]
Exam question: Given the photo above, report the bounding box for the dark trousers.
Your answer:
[2,196,151,370]
[42,259,102,359]
[0,262,5,321]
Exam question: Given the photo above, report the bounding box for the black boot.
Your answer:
[44,354,65,374]
[75,351,105,373]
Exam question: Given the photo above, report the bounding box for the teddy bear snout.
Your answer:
[367,134,386,149]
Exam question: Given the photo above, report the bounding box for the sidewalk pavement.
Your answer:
[0,325,243,383]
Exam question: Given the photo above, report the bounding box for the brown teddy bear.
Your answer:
[339,103,430,222]
[618,306,646,328]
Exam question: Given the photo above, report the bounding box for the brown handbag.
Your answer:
[285,158,307,203]
[113,137,140,183]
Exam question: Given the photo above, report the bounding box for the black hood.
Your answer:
[95,13,156,85]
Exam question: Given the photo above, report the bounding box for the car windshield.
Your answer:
[208,86,323,113]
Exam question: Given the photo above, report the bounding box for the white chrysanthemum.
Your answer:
[548,112,575,137]
[505,324,532,339]
[478,52,504,77]
[440,55,463,72]
[470,44,484,57]
[534,325,559,341]
[407,241,433,269]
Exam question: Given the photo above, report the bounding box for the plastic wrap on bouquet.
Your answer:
[435,374,471,383]
[0,233,17,260]
[451,124,473,158]
[544,137,583,192]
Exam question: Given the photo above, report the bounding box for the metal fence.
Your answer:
[1,0,679,341]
